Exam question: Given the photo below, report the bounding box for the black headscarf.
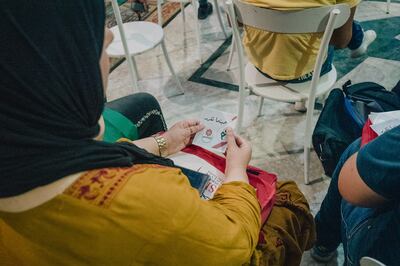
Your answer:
[0,0,173,197]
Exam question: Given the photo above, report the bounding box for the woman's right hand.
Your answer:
[224,128,252,183]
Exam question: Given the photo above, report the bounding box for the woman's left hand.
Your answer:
[163,119,204,155]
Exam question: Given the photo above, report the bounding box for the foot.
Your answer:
[350,30,377,58]
[294,101,307,112]
[310,245,338,263]
[198,2,213,20]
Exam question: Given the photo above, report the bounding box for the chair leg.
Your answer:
[213,0,228,39]
[236,90,245,133]
[110,0,139,92]
[257,97,264,117]
[304,145,311,184]
[181,2,186,22]
[161,40,184,97]
[191,0,202,63]
[236,83,248,132]
[304,97,317,185]
[386,0,391,14]
[226,35,236,71]
[127,56,140,91]
[157,0,163,26]
[131,56,140,80]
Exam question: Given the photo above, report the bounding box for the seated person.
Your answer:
[242,0,376,109]
[311,126,400,264]
[0,1,314,265]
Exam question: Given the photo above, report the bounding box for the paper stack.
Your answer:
[369,110,400,135]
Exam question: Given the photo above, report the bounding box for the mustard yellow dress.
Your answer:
[0,164,261,266]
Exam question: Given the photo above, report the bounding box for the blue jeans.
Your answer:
[258,21,364,83]
[348,21,364,50]
[315,139,393,265]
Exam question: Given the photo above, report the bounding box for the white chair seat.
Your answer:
[107,22,164,57]
[246,63,337,102]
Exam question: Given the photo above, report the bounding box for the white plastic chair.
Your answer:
[226,30,237,71]
[223,0,238,71]
[108,0,184,97]
[226,0,350,184]
[360,257,386,266]
[157,0,229,63]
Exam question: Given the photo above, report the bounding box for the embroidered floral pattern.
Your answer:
[136,109,167,130]
[64,165,163,208]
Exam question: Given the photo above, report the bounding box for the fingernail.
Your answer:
[226,127,232,133]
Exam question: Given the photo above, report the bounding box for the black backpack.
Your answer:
[312,80,400,177]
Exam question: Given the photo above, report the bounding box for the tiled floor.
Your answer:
[107,1,400,264]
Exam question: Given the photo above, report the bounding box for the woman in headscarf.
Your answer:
[0,1,315,265]
[0,1,260,265]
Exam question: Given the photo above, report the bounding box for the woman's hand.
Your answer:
[163,119,204,156]
[224,128,252,183]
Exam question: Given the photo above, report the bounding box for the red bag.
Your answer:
[361,119,378,147]
[182,145,277,224]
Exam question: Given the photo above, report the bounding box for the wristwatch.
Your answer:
[153,135,168,157]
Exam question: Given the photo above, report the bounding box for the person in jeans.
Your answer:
[311,126,400,265]
[243,0,376,111]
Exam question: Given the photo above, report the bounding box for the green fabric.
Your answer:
[103,108,139,143]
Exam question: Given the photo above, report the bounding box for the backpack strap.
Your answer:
[342,80,352,94]
[343,97,365,128]
[343,80,386,96]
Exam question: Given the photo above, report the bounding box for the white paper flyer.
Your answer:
[192,109,237,153]
[369,110,400,135]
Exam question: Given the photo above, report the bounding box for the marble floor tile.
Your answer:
[356,0,400,22]
[335,57,400,89]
